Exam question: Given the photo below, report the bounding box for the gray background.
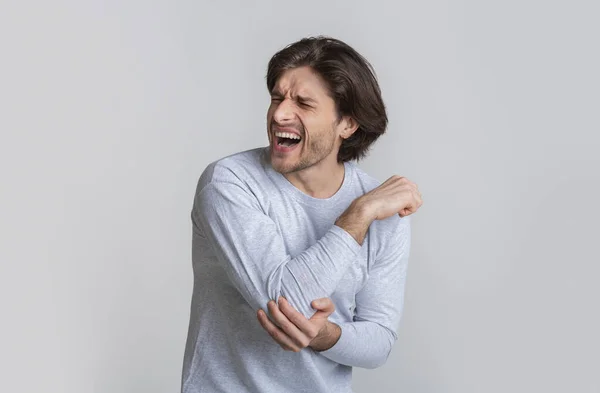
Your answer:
[1,0,598,392]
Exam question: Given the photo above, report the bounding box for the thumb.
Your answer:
[311,297,335,317]
[399,205,414,217]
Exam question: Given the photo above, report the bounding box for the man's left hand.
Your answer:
[257,297,341,352]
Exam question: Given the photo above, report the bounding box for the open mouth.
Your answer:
[275,132,302,147]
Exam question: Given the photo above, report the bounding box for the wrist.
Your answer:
[335,198,374,245]
[350,197,375,222]
[309,321,342,352]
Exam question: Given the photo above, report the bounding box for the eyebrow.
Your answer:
[270,88,284,97]
[270,89,317,104]
[296,94,317,104]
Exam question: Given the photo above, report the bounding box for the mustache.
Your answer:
[270,121,304,135]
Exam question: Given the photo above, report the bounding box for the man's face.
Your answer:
[267,66,344,174]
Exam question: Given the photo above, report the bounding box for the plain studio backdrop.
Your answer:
[1,0,598,392]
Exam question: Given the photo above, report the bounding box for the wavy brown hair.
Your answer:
[266,36,388,162]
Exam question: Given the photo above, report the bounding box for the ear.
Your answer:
[340,116,359,140]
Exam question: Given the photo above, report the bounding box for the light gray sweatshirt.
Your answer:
[181,147,411,393]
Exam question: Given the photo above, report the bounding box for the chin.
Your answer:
[271,161,295,174]
[270,158,297,174]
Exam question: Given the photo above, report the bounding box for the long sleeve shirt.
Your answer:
[181,147,411,393]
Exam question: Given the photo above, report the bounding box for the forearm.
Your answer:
[277,200,375,316]
[316,204,411,369]
[196,183,375,319]
[334,197,373,246]
[317,320,396,369]
[268,226,363,317]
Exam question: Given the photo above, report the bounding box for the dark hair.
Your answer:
[266,36,388,162]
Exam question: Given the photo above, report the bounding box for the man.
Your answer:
[182,36,423,393]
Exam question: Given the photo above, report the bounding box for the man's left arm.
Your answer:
[317,214,411,368]
[258,215,412,368]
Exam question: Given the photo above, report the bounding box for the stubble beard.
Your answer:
[273,130,337,175]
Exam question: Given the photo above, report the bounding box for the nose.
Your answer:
[272,98,295,124]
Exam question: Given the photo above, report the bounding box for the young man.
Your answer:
[182,36,423,393]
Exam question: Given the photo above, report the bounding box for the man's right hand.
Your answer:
[335,175,422,245]
[359,175,423,220]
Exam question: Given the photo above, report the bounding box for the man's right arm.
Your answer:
[333,199,372,245]
[193,180,371,319]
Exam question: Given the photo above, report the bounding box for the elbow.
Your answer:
[362,347,392,369]
[266,265,316,319]
[362,331,396,369]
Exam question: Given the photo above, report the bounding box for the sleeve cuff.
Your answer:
[317,322,357,363]
[330,224,363,253]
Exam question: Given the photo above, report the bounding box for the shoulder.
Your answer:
[371,214,411,262]
[192,148,270,214]
[348,162,384,194]
[377,214,411,242]
[195,147,268,192]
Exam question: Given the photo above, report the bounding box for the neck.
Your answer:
[284,156,345,199]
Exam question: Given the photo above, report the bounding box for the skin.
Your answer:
[258,66,424,353]
[267,66,358,198]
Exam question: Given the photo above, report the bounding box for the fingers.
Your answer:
[257,297,336,352]
[278,298,318,338]
[257,309,301,352]
[268,299,312,348]
[399,206,415,217]
[396,177,423,214]
[411,182,423,208]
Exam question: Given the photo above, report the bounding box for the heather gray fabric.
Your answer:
[182,147,411,393]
